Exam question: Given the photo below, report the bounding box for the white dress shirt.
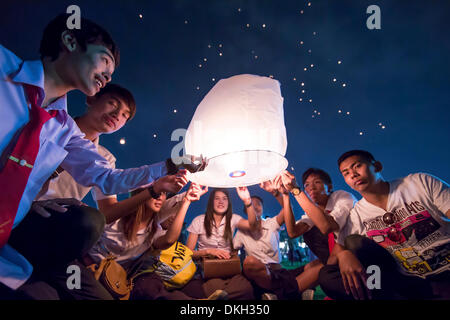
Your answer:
[233,216,282,264]
[37,137,117,202]
[187,214,243,252]
[0,45,167,289]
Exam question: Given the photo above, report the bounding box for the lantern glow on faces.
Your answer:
[185,74,288,187]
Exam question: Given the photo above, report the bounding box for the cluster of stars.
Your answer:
[131,5,387,146]
[337,109,351,116]
[311,109,321,118]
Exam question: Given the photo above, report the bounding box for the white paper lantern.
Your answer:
[185,74,288,187]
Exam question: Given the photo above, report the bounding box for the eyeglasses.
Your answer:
[383,211,402,242]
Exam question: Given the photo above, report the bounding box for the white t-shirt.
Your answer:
[37,137,117,202]
[88,219,166,268]
[298,190,357,239]
[233,216,281,264]
[187,214,243,252]
[338,173,450,279]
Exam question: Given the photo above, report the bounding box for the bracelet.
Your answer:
[245,201,253,208]
[147,185,162,199]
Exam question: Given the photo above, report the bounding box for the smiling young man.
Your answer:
[37,83,135,203]
[280,169,357,264]
[318,150,450,300]
[0,14,186,299]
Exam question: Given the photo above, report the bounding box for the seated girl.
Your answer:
[86,182,223,300]
[186,187,259,300]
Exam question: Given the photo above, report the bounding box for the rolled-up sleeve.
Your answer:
[61,129,167,195]
[327,191,357,231]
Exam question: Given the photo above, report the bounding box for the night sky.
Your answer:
[1,0,449,224]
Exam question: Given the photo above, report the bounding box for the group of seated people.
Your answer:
[0,13,448,300]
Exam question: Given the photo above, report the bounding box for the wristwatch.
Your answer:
[147,185,162,199]
[291,187,301,196]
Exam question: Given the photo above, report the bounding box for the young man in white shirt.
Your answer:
[319,150,450,300]
[234,180,317,300]
[281,169,357,265]
[233,182,293,299]
[0,14,187,299]
[19,83,189,300]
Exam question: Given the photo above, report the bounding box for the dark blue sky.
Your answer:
[2,0,449,223]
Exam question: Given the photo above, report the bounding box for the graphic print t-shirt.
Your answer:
[339,173,450,278]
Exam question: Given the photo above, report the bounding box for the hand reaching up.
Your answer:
[185,183,208,202]
[259,180,278,194]
[236,186,251,205]
[272,174,290,195]
[279,170,298,193]
[154,169,188,194]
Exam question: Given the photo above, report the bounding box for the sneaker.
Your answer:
[261,292,278,300]
[204,290,229,300]
[301,289,315,300]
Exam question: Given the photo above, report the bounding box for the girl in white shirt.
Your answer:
[87,182,214,300]
[186,187,259,299]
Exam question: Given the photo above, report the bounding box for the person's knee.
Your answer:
[304,259,322,270]
[344,234,367,252]
[131,275,165,300]
[243,256,259,272]
[318,264,338,289]
[69,205,105,239]
[243,256,264,277]
[65,205,105,253]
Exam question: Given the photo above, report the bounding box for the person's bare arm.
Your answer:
[98,192,149,224]
[280,171,339,235]
[97,173,188,224]
[236,187,260,232]
[335,249,372,300]
[152,199,190,250]
[282,193,310,238]
[153,184,207,250]
[327,242,346,265]
[186,232,230,259]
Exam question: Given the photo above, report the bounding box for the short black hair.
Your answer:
[251,195,264,205]
[40,13,120,67]
[243,195,264,214]
[93,83,136,121]
[302,168,332,186]
[337,150,376,168]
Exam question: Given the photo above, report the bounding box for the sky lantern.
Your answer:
[185,74,288,187]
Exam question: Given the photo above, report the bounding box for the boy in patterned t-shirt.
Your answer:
[319,150,449,300]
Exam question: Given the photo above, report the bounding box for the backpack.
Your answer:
[137,241,197,289]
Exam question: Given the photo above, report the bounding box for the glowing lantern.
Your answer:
[185,74,288,187]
